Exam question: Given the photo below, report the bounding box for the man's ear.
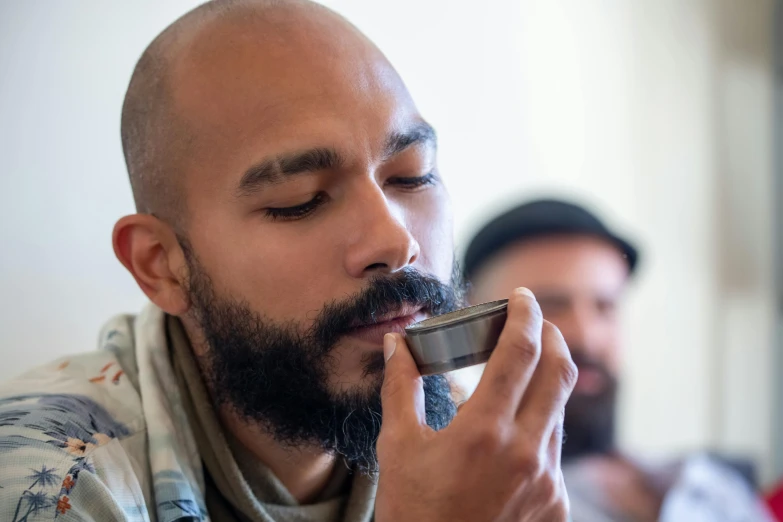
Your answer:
[113,214,190,315]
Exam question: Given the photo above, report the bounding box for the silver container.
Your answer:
[405,299,508,375]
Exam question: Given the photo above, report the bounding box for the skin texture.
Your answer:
[113,1,575,519]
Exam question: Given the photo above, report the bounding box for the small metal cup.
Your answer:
[405,299,508,375]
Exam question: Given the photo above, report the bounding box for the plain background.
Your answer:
[0,0,779,485]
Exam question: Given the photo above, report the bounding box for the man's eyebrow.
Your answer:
[383,122,437,160]
[236,147,343,197]
[236,124,436,197]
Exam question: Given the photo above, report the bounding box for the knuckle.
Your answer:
[501,307,545,358]
[556,357,579,390]
[515,335,541,362]
[465,421,507,454]
[501,327,540,363]
[541,322,578,390]
[510,446,544,477]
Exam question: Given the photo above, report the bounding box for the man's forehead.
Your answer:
[508,236,627,267]
[167,7,404,125]
[165,20,417,182]
[158,7,421,203]
[478,236,629,293]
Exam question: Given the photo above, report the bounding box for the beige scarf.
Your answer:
[167,315,377,522]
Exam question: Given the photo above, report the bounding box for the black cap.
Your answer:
[463,199,639,279]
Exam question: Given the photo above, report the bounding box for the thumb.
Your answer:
[381,333,427,429]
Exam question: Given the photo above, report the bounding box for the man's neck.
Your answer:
[220,412,339,504]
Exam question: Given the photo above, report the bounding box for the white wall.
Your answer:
[0,0,777,484]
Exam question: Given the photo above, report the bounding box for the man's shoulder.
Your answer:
[0,312,145,436]
[0,311,146,445]
[0,315,153,520]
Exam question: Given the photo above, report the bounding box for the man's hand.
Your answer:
[375,287,576,522]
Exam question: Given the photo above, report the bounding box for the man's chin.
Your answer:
[327,369,384,398]
[323,344,386,394]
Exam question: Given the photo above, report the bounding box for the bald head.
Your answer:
[120,0,377,227]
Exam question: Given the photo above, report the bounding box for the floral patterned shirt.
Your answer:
[0,305,210,521]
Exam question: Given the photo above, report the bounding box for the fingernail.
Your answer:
[383,333,397,362]
[514,287,535,299]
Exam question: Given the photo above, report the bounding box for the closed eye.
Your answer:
[265,192,327,221]
[263,172,436,222]
[387,172,438,190]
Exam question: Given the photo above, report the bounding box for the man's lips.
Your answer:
[346,307,427,345]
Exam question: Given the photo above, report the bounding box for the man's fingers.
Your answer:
[469,288,543,418]
[516,321,577,444]
[380,333,427,430]
[495,417,570,522]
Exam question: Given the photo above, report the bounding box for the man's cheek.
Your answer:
[412,208,453,273]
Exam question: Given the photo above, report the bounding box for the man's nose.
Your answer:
[343,184,420,278]
[557,306,602,358]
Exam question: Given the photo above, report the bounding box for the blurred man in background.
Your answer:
[463,198,773,522]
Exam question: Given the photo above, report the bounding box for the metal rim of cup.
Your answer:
[405,299,509,334]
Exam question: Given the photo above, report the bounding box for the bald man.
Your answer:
[0,2,574,521]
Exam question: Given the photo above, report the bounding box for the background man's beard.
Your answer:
[561,351,618,461]
[181,242,463,473]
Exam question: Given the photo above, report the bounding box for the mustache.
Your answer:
[310,266,464,351]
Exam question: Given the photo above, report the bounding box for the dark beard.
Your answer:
[561,351,618,461]
[181,241,463,473]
